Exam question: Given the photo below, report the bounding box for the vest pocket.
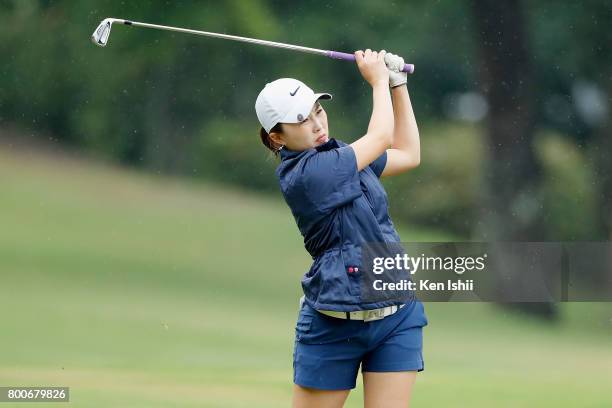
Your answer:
[302,246,364,307]
[346,268,361,297]
[342,244,362,297]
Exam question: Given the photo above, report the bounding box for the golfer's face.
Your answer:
[282,102,329,151]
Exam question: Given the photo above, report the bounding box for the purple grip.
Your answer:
[326,50,414,74]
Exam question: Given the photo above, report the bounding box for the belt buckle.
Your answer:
[364,308,385,322]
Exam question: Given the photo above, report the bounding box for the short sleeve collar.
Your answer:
[279,137,342,161]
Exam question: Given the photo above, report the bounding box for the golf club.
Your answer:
[91,18,415,74]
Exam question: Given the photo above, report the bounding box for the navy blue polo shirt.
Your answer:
[276,137,408,312]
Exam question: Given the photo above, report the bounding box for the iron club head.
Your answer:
[91,18,113,47]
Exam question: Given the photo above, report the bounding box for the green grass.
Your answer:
[0,144,611,407]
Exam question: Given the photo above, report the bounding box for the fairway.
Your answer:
[1,144,611,407]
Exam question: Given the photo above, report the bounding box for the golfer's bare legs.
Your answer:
[292,384,350,408]
[363,371,417,408]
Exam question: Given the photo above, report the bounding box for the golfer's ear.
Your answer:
[268,131,284,147]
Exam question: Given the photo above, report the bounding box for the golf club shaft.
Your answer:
[106,18,415,74]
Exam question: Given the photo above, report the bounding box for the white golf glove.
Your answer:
[383,51,407,88]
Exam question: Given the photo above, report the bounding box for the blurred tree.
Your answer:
[528,0,612,241]
[572,2,612,242]
[469,0,556,319]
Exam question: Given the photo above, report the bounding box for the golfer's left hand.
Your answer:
[383,51,407,88]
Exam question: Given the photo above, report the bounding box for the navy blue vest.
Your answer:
[276,138,409,311]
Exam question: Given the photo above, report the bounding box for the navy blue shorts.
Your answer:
[292,299,428,390]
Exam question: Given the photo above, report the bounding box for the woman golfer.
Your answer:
[255,49,427,407]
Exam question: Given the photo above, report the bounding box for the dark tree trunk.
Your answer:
[591,79,612,241]
[469,0,557,320]
[589,79,612,297]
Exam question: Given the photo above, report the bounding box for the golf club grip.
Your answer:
[326,51,414,74]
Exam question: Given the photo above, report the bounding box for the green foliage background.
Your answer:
[0,0,609,238]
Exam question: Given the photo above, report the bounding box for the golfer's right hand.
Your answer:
[355,49,389,88]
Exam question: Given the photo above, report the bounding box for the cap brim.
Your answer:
[316,92,332,101]
[280,92,333,125]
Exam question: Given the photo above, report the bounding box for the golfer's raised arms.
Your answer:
[350,49,394,172]
[380,84,421,177]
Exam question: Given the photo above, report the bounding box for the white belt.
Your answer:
[318,304,405,322]
[299,295,405,322]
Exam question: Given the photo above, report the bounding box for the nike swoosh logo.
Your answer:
[290,86,300,96]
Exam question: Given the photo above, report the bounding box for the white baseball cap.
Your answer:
[255,78,332,133]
